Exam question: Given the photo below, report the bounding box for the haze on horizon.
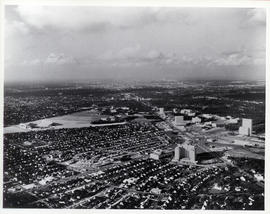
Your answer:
[4,6,266,83]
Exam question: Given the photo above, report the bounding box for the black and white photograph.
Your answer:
[1,1,268,212]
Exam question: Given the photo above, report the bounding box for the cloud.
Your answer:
[210,49,265,66]
[5,20,29,37]
[98,45,180,67]
[246,8,266,26]
[21,53,79,66]
[145,50,164,60]
[15,6,192,32]
[22,59,41,66]
[20,48,265,69]
[214,53,251,66]
[98,44,141,61]
[16,6,111,31]
[45,53,78,65]
[116,44,141,59]
[244,8,266,27]
[99,46,264,68]
[153,8,195,25]
[144,50,180,65]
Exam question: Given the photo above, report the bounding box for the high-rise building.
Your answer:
[159,108,164,115]
[173,143,196,163]
[174,146,180,161]
[239,118,252,136]
[175,116,184,125]
[158,107,166,119]
[182,144,196,163]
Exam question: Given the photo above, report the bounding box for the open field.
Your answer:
[4,110,104,134]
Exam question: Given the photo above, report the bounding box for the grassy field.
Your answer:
[4,110,103,134]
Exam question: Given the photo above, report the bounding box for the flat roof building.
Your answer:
[150,149,163,160]
[239,118,252,136]
[173,143,196,164]
[192,117,201,124]
[175,116,184,126]
[159,108,164,115]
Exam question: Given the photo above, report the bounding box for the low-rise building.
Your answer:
[150,149,163,160]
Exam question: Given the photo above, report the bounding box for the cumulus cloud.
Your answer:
[246,8,266,26]
[145,50,164,60]
[5,6,265,81]
[98,44,141,61]
[214,53,251,66]
[45,53,78,65]
[144,50,180,65]
[99,45,180,67]
[21,53,79,66]
[116,44,141,59]
[99,45,264,68]
[22,59,41,66]
[209,49,265,66]
[5,20,29,37]
[21,48,264,69]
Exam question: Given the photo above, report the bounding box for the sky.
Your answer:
[4,6,266,82]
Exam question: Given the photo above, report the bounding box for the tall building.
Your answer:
[174,143,196,163]
[159,108,164,115]
[239,118,252,136]
[158,107,166,119]
[175,116,184,125]
[174,146,180,161]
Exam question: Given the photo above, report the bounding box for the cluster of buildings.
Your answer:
[158,108,166,119]
[155,107,257,166]
[157,107,254,137]
[149,149,174,160]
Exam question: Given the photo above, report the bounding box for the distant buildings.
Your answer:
[203,121,217,128]
[227,118,239,124]
[19,119,59,130]
[150,187,162,195]
[158,108,166,119]
[159,108,164,115]
[201,114,213,119]
[150,149,163,160]
[173,108,178,114]
[150,149,174,160]
[173,143,196,164]
[180,109,195,117]
[21,183,36,190]
[180,109,192,115]
[38,176,54,186]
[239,118,252,136]
[192,117,201,124]
[174,116,184,126]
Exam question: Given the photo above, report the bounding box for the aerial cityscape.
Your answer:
[3,80,266,209]
[2,5,266,210]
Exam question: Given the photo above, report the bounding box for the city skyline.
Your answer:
[4,6,266,82]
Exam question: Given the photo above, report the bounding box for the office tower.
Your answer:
[239,118,252,136]
[175,116,184,125]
